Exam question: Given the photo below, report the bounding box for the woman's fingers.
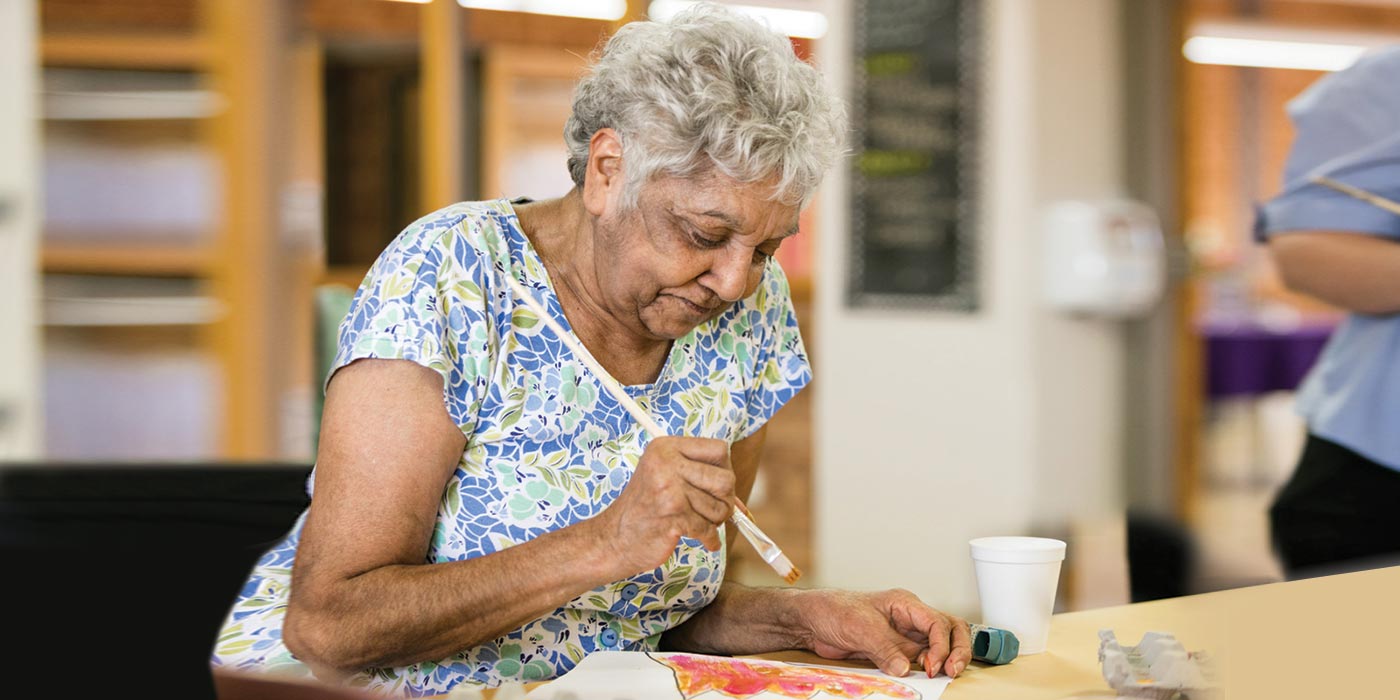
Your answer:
[684,486,734,526]
[800,590,975,681]
[862,630,925,677]
[943,616,972,677]
[880,591,973,678]
[681,460,738,505]
[664,437,738,498]
[912,610,971,678]
[920,612,953,677]
[657,436,738,520]
[609,436,737,559]
[690,523,723,552]
[678,466,731,552]
[669,436,730,468]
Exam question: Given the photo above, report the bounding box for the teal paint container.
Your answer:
[970,623,1019,665]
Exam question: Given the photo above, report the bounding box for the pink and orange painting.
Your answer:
[648,653,922,700]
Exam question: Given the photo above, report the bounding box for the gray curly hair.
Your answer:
[564,2,847,209]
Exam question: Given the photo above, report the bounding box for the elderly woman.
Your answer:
[213,5,969,695]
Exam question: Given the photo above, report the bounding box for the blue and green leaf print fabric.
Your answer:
[211,199,811,696]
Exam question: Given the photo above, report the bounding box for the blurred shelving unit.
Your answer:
[30,0,626,462]
[36,0,321,461]
[41,31,211,70]
[37,3,222,461]
[43,0,605,462]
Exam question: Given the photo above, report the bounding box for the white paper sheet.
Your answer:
[527,651,952,700]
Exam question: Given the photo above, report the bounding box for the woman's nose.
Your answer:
[705,248,751,302]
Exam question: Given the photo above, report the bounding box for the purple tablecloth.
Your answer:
[1200,321,1336,399]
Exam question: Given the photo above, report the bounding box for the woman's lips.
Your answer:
[667,294,719,316]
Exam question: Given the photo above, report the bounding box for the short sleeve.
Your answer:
[329,209,495,432]
[1255,50,1400,243]
[736,260,812,440]
[1254,178,1400,242]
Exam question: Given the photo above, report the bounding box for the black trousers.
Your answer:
[1269,434,1400,579]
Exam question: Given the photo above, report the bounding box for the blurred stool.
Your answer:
[1126,510,1198,602]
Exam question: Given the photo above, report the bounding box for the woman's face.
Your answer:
[593,172,799,341]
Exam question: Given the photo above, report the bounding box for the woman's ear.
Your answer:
[582,128,624,217]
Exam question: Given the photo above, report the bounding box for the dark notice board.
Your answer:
[850,0,979,311]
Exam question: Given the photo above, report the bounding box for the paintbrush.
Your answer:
[504,273,801,585]
[1312,175,1400,217]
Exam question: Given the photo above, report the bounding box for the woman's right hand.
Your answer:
[590,436,736,579]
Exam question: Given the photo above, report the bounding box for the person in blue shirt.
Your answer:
[1254,46,1400,578]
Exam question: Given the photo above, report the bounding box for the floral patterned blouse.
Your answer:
[210,199,811,696]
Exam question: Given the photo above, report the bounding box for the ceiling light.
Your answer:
[1183,22,1398,71]
[1184,36,1368,71]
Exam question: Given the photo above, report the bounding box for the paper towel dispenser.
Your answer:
[1041,199,1166,318]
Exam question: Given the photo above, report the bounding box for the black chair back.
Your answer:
[0,462,312,699]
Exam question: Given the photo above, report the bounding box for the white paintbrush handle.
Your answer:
[504,274,666,438]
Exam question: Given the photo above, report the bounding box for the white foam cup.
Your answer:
[969,536,1067,655]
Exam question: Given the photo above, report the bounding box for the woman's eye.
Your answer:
[687,230,724,249]
[752,249,774,264]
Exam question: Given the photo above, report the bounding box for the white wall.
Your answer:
[813,0,1128,616]
[0,0,42,459]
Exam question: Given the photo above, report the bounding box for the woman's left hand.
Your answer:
[795,588,972,679]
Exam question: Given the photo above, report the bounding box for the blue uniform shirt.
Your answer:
[1254,46,1400,471]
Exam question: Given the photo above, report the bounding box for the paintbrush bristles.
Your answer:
[772,553,801,585]
[731,506,799,586]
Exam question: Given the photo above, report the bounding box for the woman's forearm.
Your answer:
[284,519,616,674]
[1269,232,1400,315]
[660,582,810,655]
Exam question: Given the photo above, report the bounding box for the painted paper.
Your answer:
[527,651,951,700]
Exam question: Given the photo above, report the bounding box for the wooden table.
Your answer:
[757,565,1399,700]
[220,566,1399,699]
